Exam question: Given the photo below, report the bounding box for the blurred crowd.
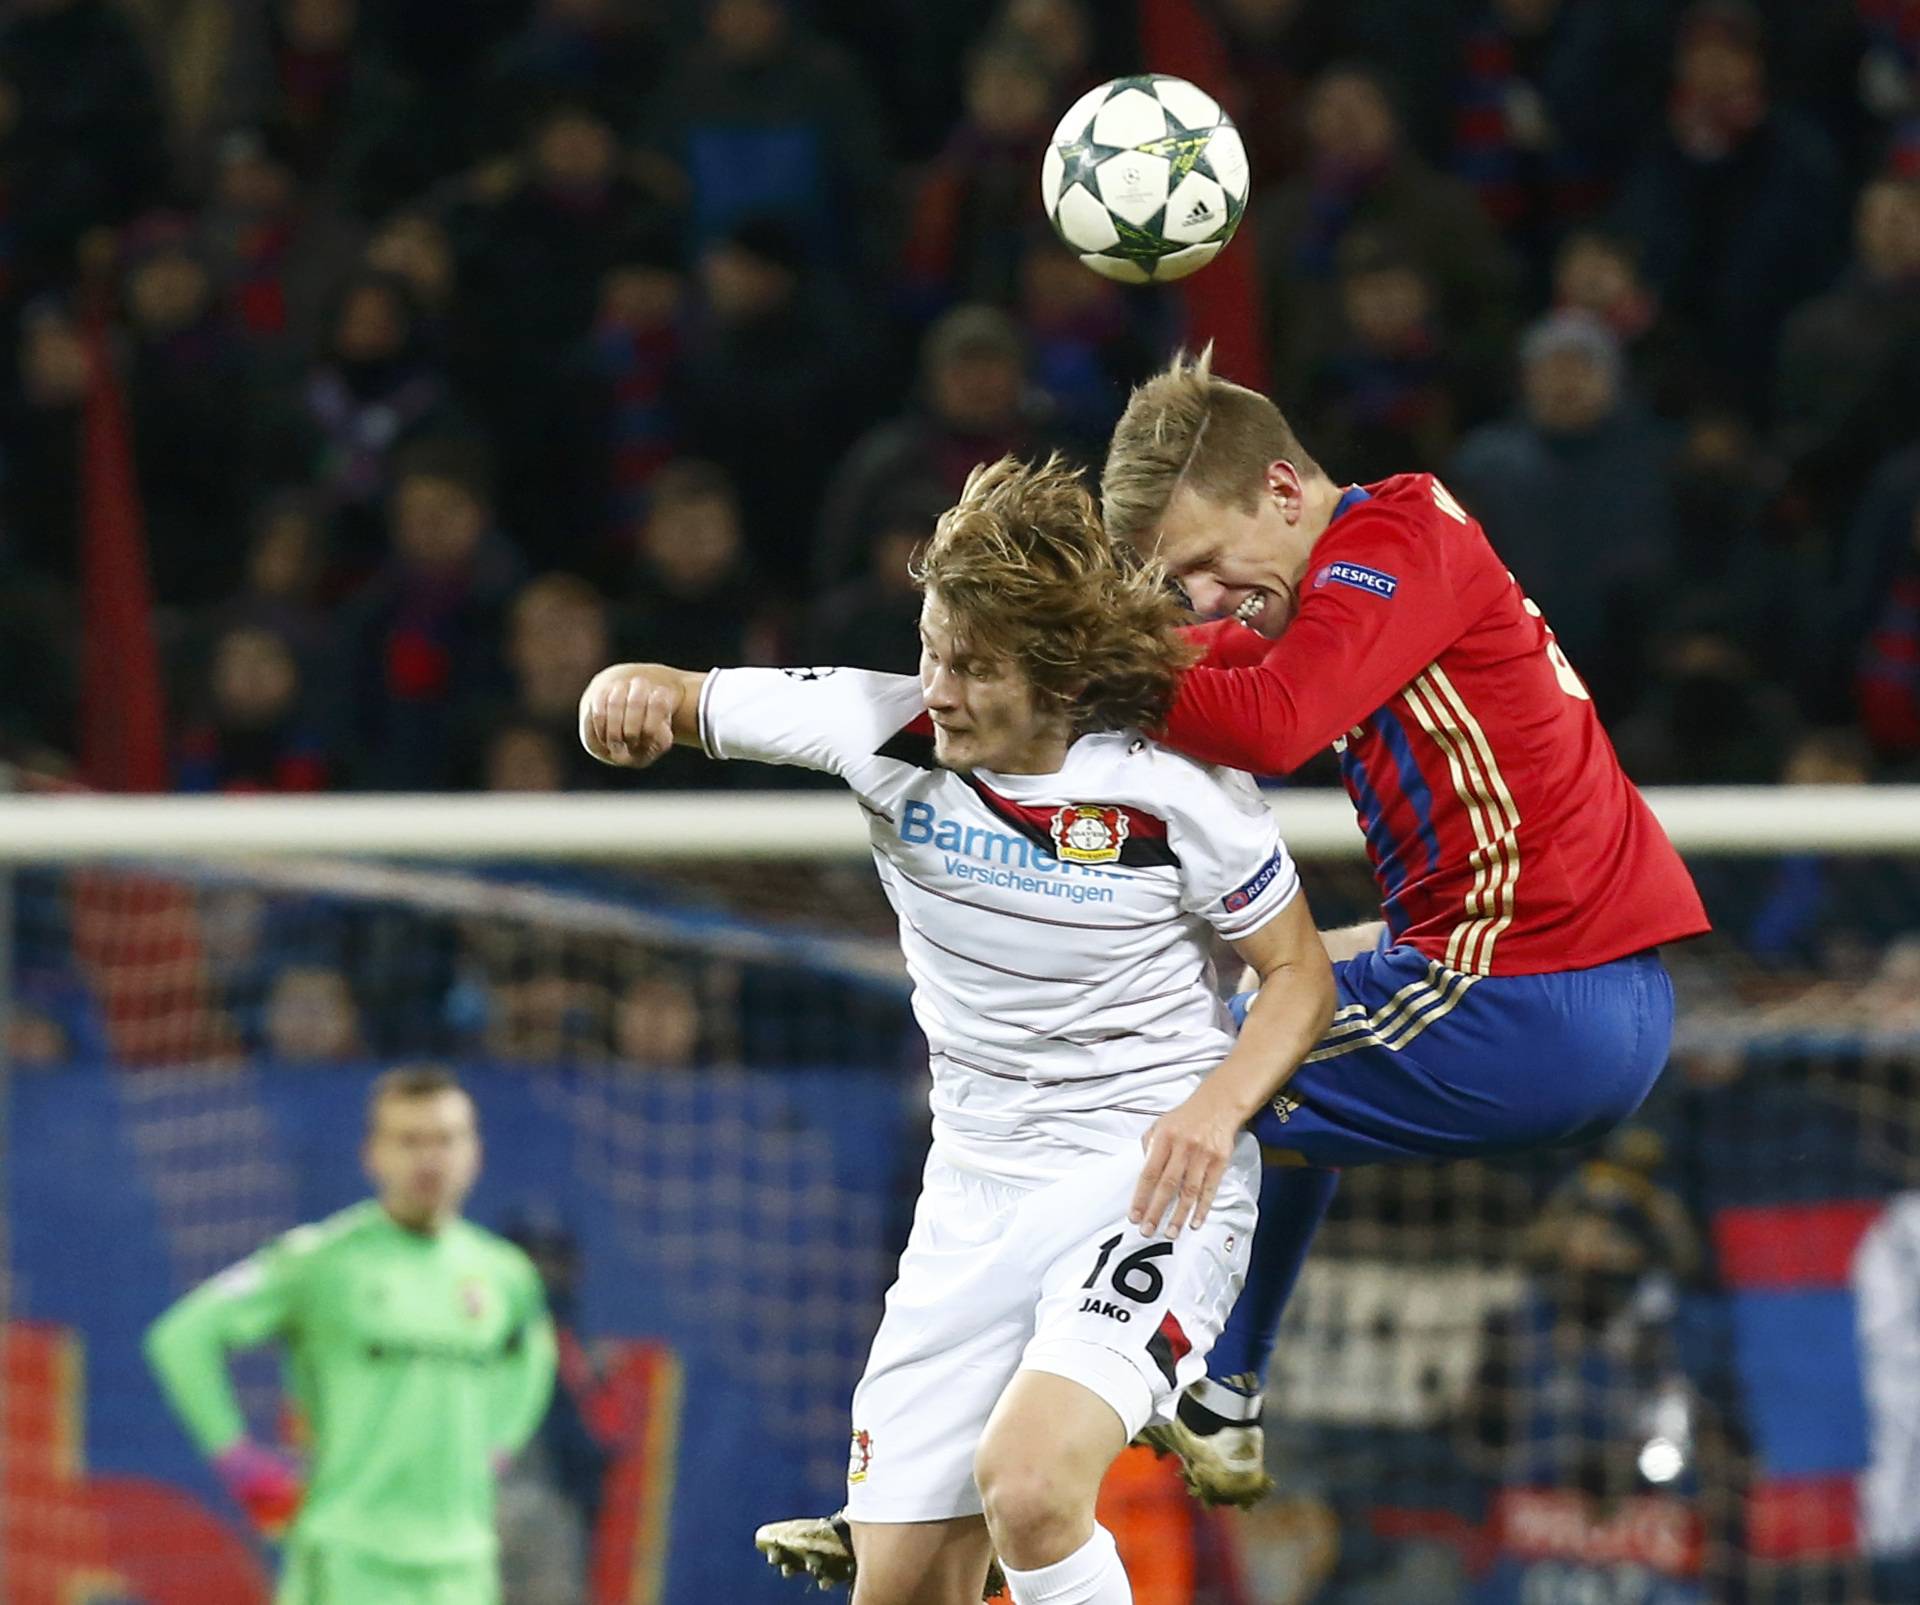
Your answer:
[2,0,1919,793]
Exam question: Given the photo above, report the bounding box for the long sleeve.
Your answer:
[491,1263,558,1459]
[1159,492,1497,774]
[144,1244,301,1456]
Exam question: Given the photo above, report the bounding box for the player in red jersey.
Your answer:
[755,351,1709,1588]
[1094,347,1709,1503]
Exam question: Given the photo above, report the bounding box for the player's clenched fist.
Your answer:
[580,663,691,768]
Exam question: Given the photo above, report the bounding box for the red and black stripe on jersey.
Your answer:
[876,713,1179,868]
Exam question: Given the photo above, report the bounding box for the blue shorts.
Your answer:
[1240,943,1674,1164]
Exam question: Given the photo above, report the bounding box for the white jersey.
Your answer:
[699,667,1301,1185]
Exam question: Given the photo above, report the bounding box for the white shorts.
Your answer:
[844,1136,1257,1523]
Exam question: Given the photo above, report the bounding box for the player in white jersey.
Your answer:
[580,457,1335,1605]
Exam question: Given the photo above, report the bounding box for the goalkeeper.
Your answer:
[145,1067,557,1605]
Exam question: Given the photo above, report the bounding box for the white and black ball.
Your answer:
[1040,74,1249,284]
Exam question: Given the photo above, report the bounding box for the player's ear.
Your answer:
[1264,460,1303,501]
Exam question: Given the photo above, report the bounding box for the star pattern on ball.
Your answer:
[1055,134,1118,202]
[1043,74,1247,281]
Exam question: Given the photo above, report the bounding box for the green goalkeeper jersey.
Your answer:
[145,1200,556,1566]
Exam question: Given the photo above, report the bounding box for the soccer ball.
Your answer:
[1040,74,1249,285]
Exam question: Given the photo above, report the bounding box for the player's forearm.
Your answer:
[1206,964,1336,1119]
[144,1300,249,1457]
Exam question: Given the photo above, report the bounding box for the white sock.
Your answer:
[1001,1524,1131,1605]
[1189,1375,1263,1423]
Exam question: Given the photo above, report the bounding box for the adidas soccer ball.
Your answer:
[1040,74,1249,285]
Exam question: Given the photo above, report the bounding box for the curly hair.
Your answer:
[911,454,1196,735]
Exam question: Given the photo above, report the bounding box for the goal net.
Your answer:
[2,784,1916,1605]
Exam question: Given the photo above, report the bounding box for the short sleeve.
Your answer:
[1170,767,1301,940]
[699,668,924,777]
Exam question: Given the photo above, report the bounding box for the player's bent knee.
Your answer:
[974,1367,1127,1568]
[974,1448,1091,1570]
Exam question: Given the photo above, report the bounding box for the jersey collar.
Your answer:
[1333,484,1373,521]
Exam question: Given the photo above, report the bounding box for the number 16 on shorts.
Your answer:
[1077,1234,1172,1323]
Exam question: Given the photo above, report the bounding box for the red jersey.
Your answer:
[1162,474,1708,977]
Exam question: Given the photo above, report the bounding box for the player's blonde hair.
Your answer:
[1100,344,1320,545]
[912,454,1195,735]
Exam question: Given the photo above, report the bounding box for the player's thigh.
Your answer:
[975,1368,1128,1517]
[1253,947,1671,1164]
[847,1159,1034,1522]
[849,1515,994,1605]
[1019,1136,1259,1439]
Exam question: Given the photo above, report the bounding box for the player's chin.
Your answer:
[931,734,974,773]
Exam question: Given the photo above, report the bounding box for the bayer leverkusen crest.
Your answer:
[1050,805,1129,864]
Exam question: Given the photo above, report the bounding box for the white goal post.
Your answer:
[0,785,1915,861]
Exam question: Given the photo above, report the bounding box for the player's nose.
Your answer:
[923,666,962,708]
[1185,576,1231,617]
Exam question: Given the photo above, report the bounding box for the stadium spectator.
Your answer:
[452,97,677,554]
[488,964,607,1065]
[208,0,424,218]
[1016,231,1159,451]
[1463,1147,1701,1478]
[456,572,617,790]
[362,207,455,326]
[1611,1,1847,407]
[996,0,1098,95]
[580,237,687,562]
[483,0,665,146]
[1550,227,1703,419]
[2,301,89,586]
[197,122,365,374]
[1839,444,1920,727]
[7,999,71,1066]
[1772,173,1920,529]
[301,268,458,572]
[1201,0,1350,191]
[1613,628,1801,785]
[901,33,1059,313]
[808,480,945,675]
[615,462,778,729]
[613,966,707,1069]
[678,214,877,584]
[1300,230,1462,482]
[1857,510,1920,768]
[646,0,895,277]
[0,0,166,297]
[480,717,569,793]
[0,549,76,767]
[1262,63,1521,414]
[1444,0,1655,281]
[174,622,331,793]
[1447,311,1675,712]
[187,489,332,679]
[259,962,363,1060]
[118,214,264,607]
[337,436,523,788]
[814,304,1048,594]
[1459,1145,1747,1597]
